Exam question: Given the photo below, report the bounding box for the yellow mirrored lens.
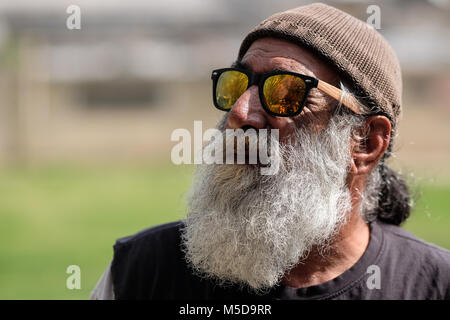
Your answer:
[263,74,306,115]
[216,71,248,110]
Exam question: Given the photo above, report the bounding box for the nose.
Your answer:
[225,85,268,130]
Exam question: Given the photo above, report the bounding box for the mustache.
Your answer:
[202,126,281,175]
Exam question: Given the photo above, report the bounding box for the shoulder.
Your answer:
[114,220,184,250]
[379,221,450,263]
[112,220,185,270]
[111,221,187,299]
[376,221,450,299]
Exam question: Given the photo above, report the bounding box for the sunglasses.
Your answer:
[211,67,361,117]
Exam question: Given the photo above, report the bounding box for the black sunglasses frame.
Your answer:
[211,67,319,117]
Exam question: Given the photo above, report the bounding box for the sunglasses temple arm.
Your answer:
[317,80,362,115]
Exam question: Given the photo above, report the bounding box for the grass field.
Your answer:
[0,164,449,299]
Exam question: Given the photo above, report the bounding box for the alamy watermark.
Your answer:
[171,121,280,175]
[366,264,381,290]
[66,5,81,30]
[66,265,81,290]
[366,5,381,29]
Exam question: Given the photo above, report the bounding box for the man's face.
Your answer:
[226,37,340,139]
[181,38,360,291]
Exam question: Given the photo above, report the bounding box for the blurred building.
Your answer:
[0,0,449,166]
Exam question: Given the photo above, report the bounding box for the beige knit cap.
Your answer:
[238,3,402,130]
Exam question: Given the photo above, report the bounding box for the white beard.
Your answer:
[181,114,357,292]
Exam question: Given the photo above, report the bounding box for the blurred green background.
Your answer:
[0,0,449,299]
[0,164,194,299]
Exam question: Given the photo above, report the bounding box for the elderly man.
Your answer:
[91,3,450,300]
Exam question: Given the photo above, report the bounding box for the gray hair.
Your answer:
[337,83,411,225]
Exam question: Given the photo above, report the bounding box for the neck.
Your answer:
[281,208,370,288]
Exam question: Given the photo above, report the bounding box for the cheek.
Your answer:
[291,91,335,132]
[292,110,331,134]
[266,117,297,142]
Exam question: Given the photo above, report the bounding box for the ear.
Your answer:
[350,115,391,175]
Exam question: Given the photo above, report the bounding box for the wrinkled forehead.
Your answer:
[240,37,339,85]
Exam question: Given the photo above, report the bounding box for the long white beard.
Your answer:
[181,115,356,292]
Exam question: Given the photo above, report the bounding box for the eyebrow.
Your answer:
[230,60,292,73]
[231,60,248,70]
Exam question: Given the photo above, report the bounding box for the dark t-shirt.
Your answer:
[110,220,450,300]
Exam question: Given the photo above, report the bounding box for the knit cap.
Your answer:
[238,3,402,130]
